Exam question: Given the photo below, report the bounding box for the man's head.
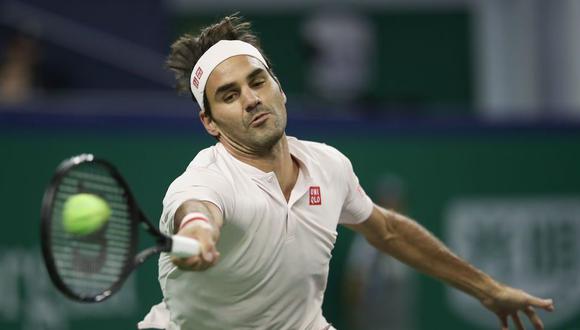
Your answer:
[166,14,287,153]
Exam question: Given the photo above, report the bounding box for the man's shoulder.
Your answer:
[167,145,230,189]
[289,137,348,164]
[186,144,221,170]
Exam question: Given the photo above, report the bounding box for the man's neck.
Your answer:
[222,135,299,201]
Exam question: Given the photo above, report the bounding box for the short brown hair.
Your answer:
[166,14,272,117]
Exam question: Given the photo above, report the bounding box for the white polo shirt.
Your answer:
[154,136,373,330]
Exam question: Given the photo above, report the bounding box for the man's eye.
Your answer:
[224,93,238,102]
[252,80,265,87]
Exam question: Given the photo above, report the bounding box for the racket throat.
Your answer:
[134,236,170,267]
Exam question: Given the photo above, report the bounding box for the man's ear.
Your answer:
[199,111,220,137]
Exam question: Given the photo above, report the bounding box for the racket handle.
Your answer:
[170,236,201,258]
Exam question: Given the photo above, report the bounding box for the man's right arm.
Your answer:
[171,199,223,271]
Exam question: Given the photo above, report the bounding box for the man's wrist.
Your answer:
[179,212,213,232]
[473,273,503,303]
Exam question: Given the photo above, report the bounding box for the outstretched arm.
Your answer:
[344,205,554,330]
[170,199,223,271]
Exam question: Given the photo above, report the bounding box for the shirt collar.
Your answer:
[215,136,313,180]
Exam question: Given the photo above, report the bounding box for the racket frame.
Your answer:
[41,154,172,303]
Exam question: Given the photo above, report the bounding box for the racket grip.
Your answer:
[170,236,201,258]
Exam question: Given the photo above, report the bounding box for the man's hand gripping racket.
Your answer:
[40,154,201,302]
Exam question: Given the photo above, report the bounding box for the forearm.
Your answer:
[170,199,223,269]
[173,200,223,238]
[368,207,501,302]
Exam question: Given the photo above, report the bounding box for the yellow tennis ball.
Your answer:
[62,193,111,235]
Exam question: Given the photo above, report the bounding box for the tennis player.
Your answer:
[139,14,554,330]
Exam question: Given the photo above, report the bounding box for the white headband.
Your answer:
[190,40,269,112]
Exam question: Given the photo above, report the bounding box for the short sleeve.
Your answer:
[338,155,374,225]
[159,167,234,235]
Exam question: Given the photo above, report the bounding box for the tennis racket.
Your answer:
[40,154,200,303]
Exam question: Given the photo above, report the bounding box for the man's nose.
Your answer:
[243,87,262,112]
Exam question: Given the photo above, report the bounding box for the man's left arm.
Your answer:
[344,204,555,330]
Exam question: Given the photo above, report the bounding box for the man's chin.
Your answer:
[253,129,285,151]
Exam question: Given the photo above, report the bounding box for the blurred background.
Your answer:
[1,0,579,329]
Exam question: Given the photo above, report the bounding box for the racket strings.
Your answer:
[50,162,134,299]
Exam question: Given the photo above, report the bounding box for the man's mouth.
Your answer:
[250,112,270,127]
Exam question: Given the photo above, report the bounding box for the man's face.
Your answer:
[202,55,287,154]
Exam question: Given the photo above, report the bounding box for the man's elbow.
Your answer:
[365,208,400,249]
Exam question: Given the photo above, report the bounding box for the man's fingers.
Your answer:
[177,222,220,265]
[171,251,216,269]
[511,312,525,330]
[498,314,509,330]
[527,297,555,311]
[172,255,203,270]
[199,238,219,263]
[171,247,220,271]
[175,225,220,268]
[524,306,544,330]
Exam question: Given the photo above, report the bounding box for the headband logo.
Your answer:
[195,67,204,79]
[192,67,203,89]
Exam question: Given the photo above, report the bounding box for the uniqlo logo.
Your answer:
[192,67,203,89]
[195,67,203,79]
[309,186,321,205]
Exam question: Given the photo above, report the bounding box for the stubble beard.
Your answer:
[247,114,285,154]
[218,105,287,156]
